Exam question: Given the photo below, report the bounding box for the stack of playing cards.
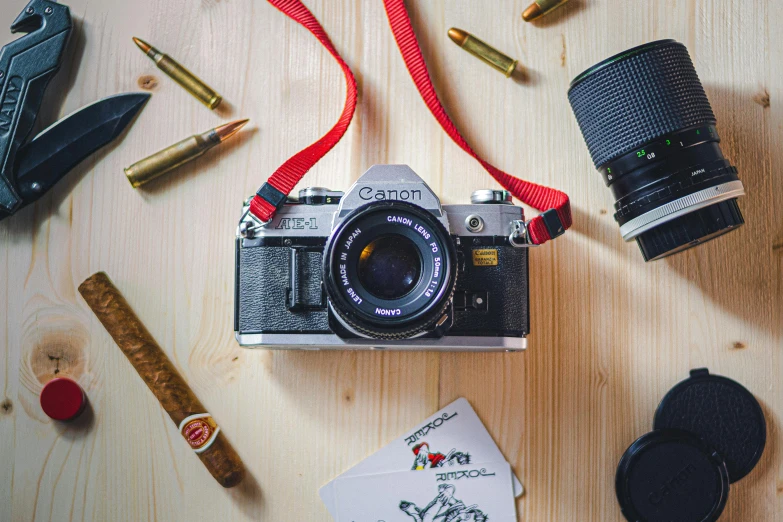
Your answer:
[320,398,523,521]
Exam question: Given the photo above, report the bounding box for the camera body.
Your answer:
[235,165,530,351]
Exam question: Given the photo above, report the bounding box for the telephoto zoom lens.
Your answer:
[568,40,745,261]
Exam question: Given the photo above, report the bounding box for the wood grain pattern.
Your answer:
[1,0,781,520]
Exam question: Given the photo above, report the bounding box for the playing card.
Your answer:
[320,398,523,518]
[332,461,517,522]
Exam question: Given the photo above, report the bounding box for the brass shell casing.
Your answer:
[458,33,517,77]
[125,131,218,188]
[537,0,570,12]
[523,0,570,21]
[155,54,222,110]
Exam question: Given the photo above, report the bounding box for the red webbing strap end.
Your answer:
[526,199,572,245]
[250,182,288,224]
[382,0,572,246]
[251,0,359,224]
[249,197,276,225]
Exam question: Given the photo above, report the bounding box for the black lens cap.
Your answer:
[616,430,730,522]
[653,368,766,482]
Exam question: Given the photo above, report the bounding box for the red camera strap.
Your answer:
[250,0,358,223]
[253,0,572,245]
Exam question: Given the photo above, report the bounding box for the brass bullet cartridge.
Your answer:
[133,37,222,110]
[522,0,570,22]
[125,119,249,188]
[447,28,517,77]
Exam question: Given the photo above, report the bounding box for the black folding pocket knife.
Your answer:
[0,0,149,221]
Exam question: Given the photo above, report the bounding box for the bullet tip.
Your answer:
[132,37,154,55]
[522,3,543,22]
[448,28,468,46]
[215,119,250,142]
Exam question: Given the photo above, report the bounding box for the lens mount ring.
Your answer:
[323,200,457,339]
[619,180,745,241]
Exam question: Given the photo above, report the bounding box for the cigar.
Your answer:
[78,272,245,488]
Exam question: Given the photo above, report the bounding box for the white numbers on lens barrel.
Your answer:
[425,257,442,298]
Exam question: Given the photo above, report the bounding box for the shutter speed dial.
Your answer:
[298,187,344,205]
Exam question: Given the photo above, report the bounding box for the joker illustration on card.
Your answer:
[411,443,472,470]
[399,484,488,522]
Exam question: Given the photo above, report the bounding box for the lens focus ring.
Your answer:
[568,40,715,168]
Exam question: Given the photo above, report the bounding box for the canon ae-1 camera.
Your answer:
[235,165,536,351]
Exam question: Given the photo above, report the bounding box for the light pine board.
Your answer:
[1,0,781,520]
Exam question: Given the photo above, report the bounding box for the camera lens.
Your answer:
[357,235,422,300]
[568,40,745,261]
[323,201,457,339]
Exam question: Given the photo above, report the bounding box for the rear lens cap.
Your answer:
[616,430,729,522]
[653,368,766,482]
[636,198,745,261]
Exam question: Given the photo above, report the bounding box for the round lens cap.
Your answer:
[616,430,729,522]
[653,368,766,482]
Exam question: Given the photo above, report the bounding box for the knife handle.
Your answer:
[0,0,72,219]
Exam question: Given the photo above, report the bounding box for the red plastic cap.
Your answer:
[40,377,86,421]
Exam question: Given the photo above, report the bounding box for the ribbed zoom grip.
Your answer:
[568,40,716,168]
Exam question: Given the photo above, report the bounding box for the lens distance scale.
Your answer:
[599,125,719,185]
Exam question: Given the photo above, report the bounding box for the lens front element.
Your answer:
[323,201,456,339]
[358,234,422,300]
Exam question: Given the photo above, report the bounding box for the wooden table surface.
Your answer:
[1,0,781,520]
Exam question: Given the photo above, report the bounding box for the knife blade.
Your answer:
[12,92,150,208]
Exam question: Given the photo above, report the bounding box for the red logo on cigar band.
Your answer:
[180,415,218,451]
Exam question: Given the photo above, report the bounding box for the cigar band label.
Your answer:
[178,414,220,454]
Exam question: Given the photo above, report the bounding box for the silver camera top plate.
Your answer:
[238,165,528,241]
